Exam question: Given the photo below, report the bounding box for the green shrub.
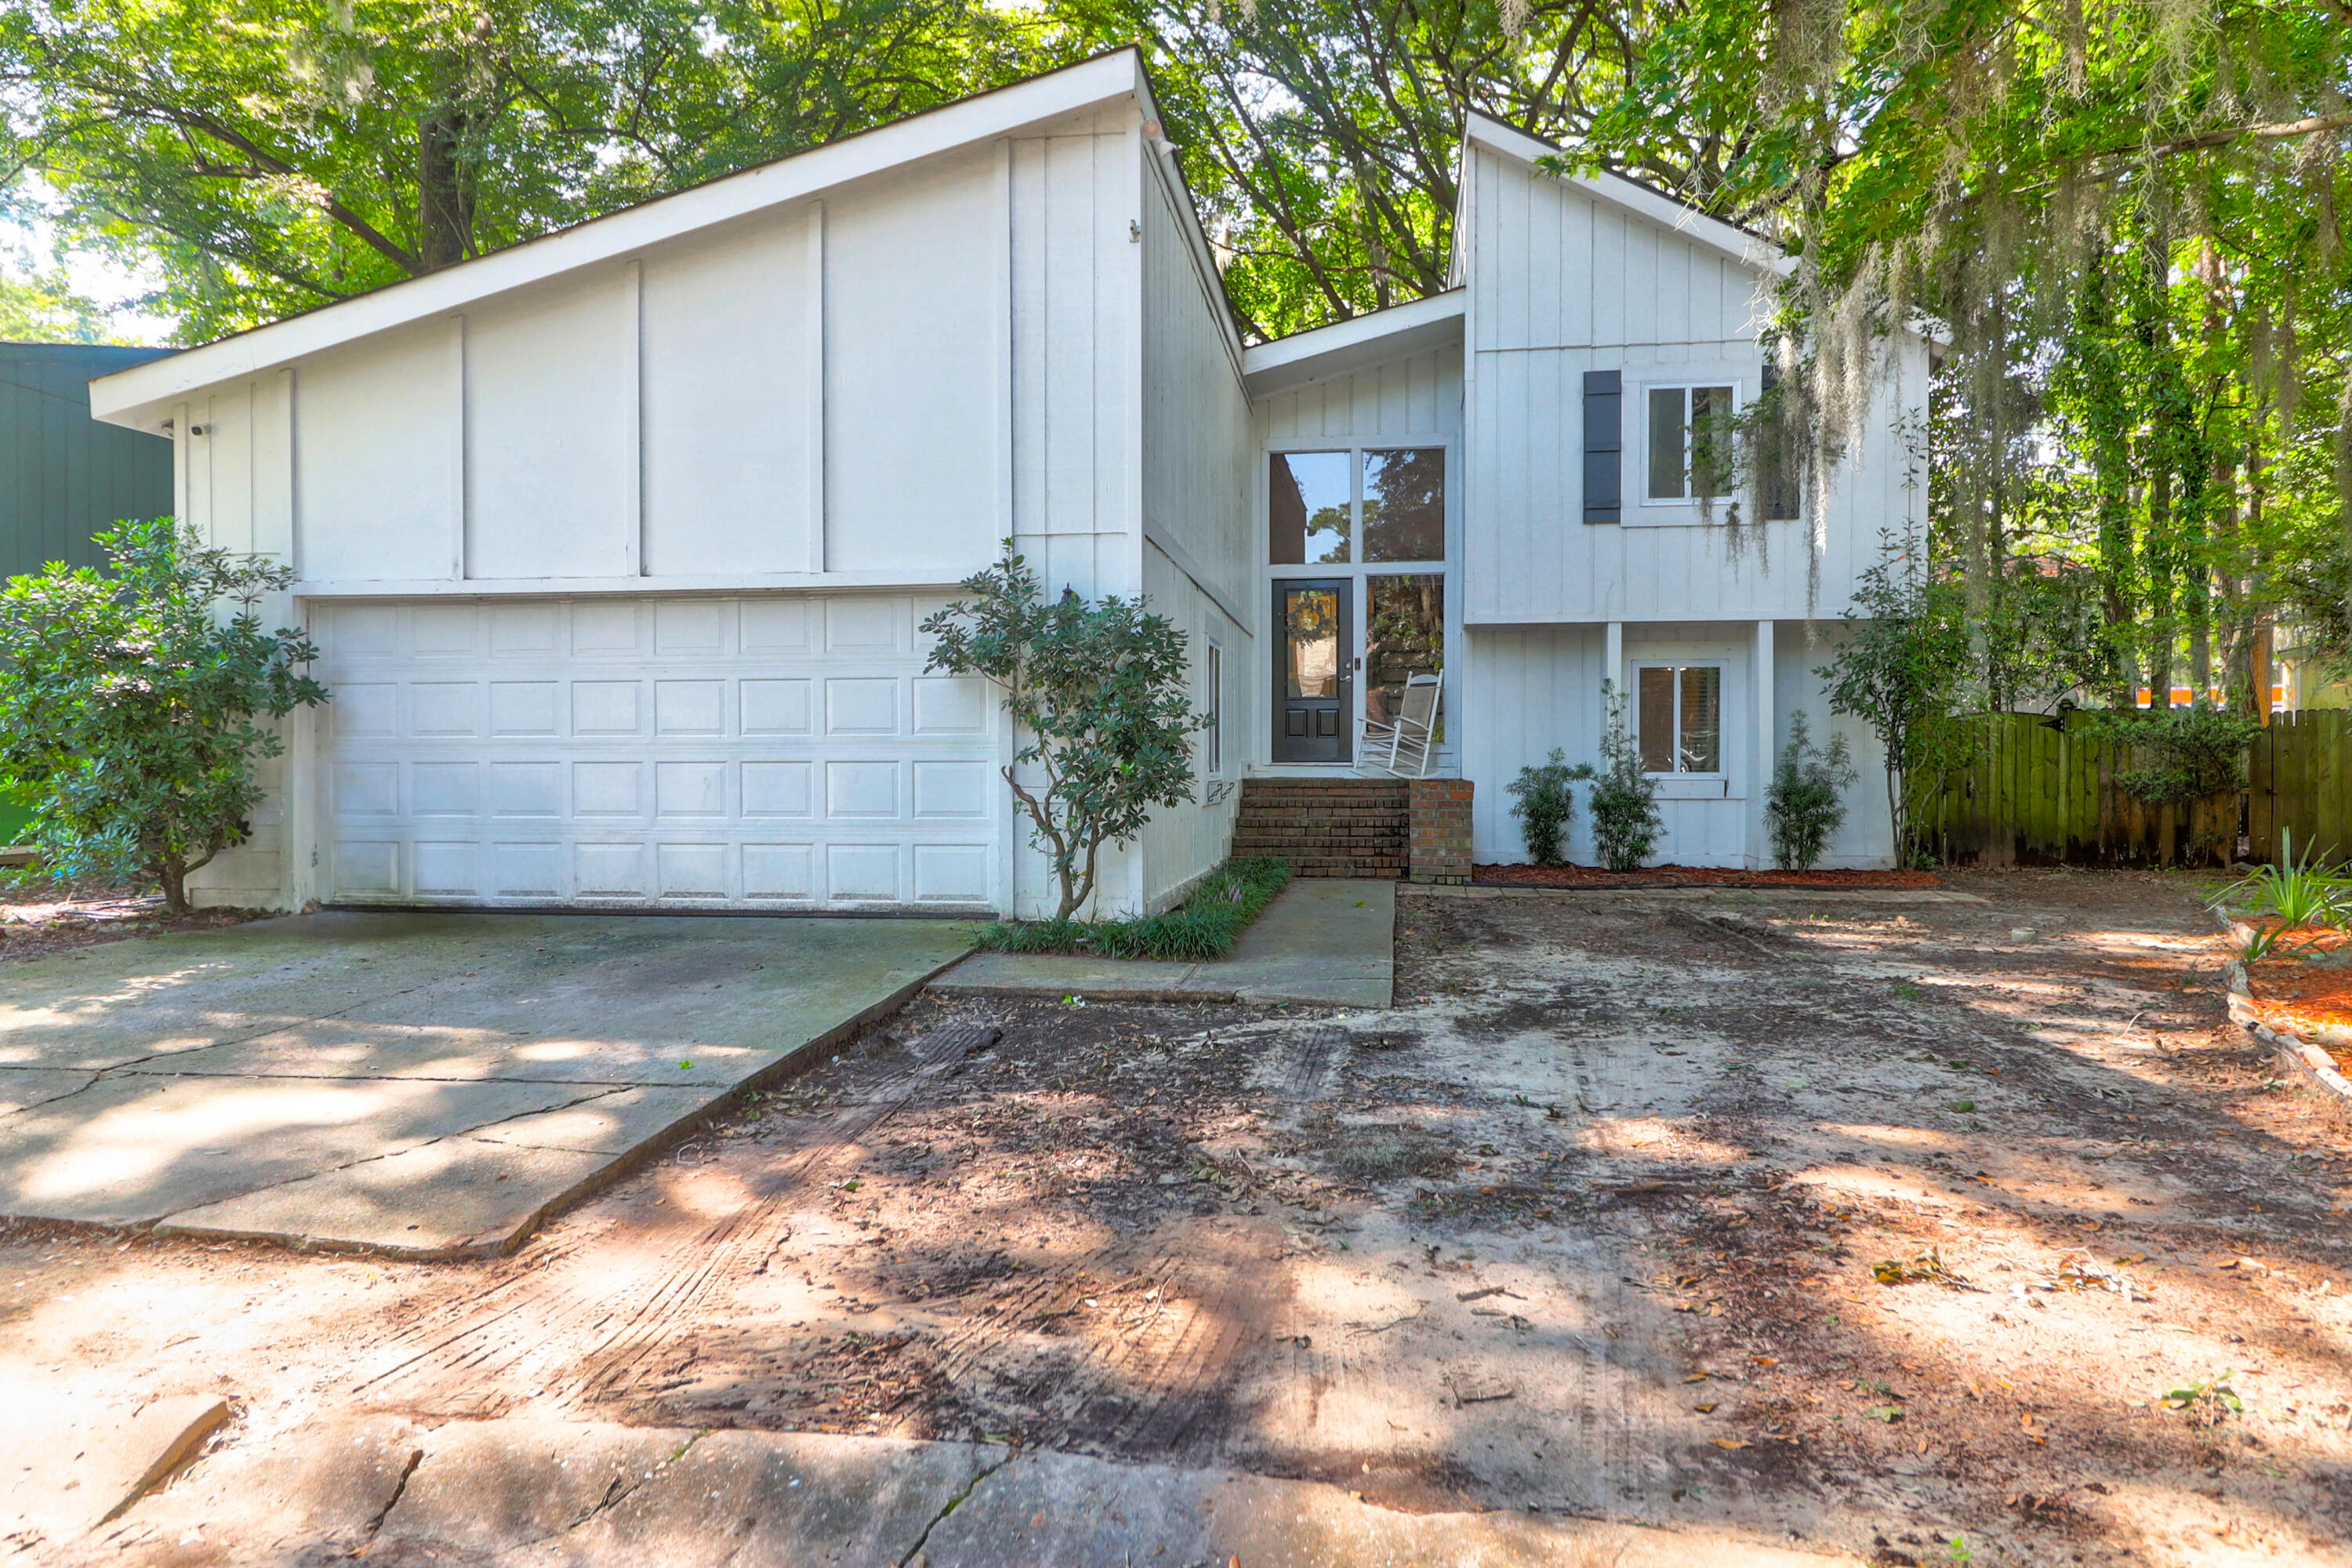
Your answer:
[1508,747,1593,866]
[0,518,328,911]
[979,855,1290,962]
[922,542,1207,922]
[2082,704,2259,805]
[1766,710,1859,869]
[1587,683,1663,871]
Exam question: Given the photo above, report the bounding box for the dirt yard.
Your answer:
[10,871,2352,1566]
[0,882,259,964]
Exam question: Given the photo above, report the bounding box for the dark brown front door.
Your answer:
[1274,579,1351,763]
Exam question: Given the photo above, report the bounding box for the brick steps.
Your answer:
[1235,779,1410,879]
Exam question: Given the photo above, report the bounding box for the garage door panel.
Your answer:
[572,682,641,735]
[412,683,482,737]
[491,602,560,655]
[741,679,812,735]
[490,682,559,735]
[335,684,397,739]
[572,602,643,655]
[492,842,564,897]
[742,761,813,817]
[318,595,998,910]
[742,600,811,652]
[655,680,726,735]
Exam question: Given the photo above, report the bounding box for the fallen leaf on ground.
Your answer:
[1711,1438,1751,1450]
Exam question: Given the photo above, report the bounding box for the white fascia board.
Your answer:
[1464,112,1792,279]
[92,50,1149,430]
[1241,289,1465,397]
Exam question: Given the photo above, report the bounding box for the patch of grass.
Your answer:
[978,855,1291,963]
[1328,1129,1459,1181]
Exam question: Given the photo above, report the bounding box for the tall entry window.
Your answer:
[1268,446,1448,764]
[1269,452,1352,564]
[1637,664,1722,774]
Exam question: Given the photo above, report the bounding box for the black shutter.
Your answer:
[1759,360,1798,521]
[1582,369,1621,524]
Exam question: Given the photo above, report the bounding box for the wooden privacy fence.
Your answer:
[2249,710,2352,866]
[1912,709,2352,869]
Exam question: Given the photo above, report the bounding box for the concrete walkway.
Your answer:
[930,877,1394,1008]
[85,1412,1846,1567]
[0,912,975,1256]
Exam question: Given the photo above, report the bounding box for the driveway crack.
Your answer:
[897,1449,1012,1568]
[359,1445,425,1544]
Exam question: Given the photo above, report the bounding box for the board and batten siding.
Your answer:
[176,125,1144,600]
[1467,619,1893,869]
[1011,127,1140,604]
[1460,144,1924,627]
[1254,344,1463,449]
[161,103,1187,915]
[1136,141,1253,908]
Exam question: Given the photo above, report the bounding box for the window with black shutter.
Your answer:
[1581,369,1621,524]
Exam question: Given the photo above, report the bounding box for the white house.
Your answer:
[88,49,1921,917]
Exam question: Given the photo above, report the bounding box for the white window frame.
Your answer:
[1632,660,1729,779]
[1204,641,1224,776]
[1638,380,1743,514]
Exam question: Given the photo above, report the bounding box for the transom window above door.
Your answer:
[1269,448,1446,565]
[1637,663,1722,775]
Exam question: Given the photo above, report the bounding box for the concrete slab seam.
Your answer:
[143,1083,641,1255]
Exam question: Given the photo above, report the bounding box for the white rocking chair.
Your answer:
[1359,673,1441,778]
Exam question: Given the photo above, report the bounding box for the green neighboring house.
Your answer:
[2,340,177,844]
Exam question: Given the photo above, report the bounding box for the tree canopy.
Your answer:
[6,0,2350,691]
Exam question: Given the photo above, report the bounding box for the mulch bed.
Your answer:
[2243,933,2352,1076]
[0,883,263,964]
[1472,863,1946,891]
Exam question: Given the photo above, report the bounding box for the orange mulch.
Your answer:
[2244,934,2352,1075]
[1472,863,1946,890]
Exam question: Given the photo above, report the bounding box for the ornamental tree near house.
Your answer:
[0,518,328,914]
[921,542,1206,922]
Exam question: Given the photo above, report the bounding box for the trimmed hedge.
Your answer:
[978,855,1290,962]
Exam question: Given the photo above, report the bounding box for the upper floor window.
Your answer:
[1637,663,1722,774]
[1269,452,1351,564]
[1646,384,1736,502]
[1270,448,1446,565]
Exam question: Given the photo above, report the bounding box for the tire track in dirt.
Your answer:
[342,1021,1000,1415]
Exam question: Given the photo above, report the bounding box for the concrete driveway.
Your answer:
[0,912,975,1255]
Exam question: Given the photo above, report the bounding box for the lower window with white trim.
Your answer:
[1636,663,1722,775]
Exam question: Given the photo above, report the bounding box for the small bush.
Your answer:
[1508,747,1592,866]
[1588,683,1663,871]
[978,855,1290,961]
[2082,704,2259,805]
[1766,710,1859,869]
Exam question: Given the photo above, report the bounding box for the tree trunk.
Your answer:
[158,857,191,917]
[417,103,477,271]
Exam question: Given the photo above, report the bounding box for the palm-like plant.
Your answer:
[2220,831,2347,960]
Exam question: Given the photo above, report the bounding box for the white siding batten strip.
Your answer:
[995,139,1015,548]
[622,259,644,576]
[806,200,827,575]
[448,314,467,579]
[1753,618,1775,868]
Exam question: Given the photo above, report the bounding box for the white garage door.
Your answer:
[314,595,1001,910]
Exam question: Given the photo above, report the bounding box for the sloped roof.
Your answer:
[93,51,1157,430]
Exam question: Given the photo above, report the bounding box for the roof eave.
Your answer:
[1241,289,1465,397]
